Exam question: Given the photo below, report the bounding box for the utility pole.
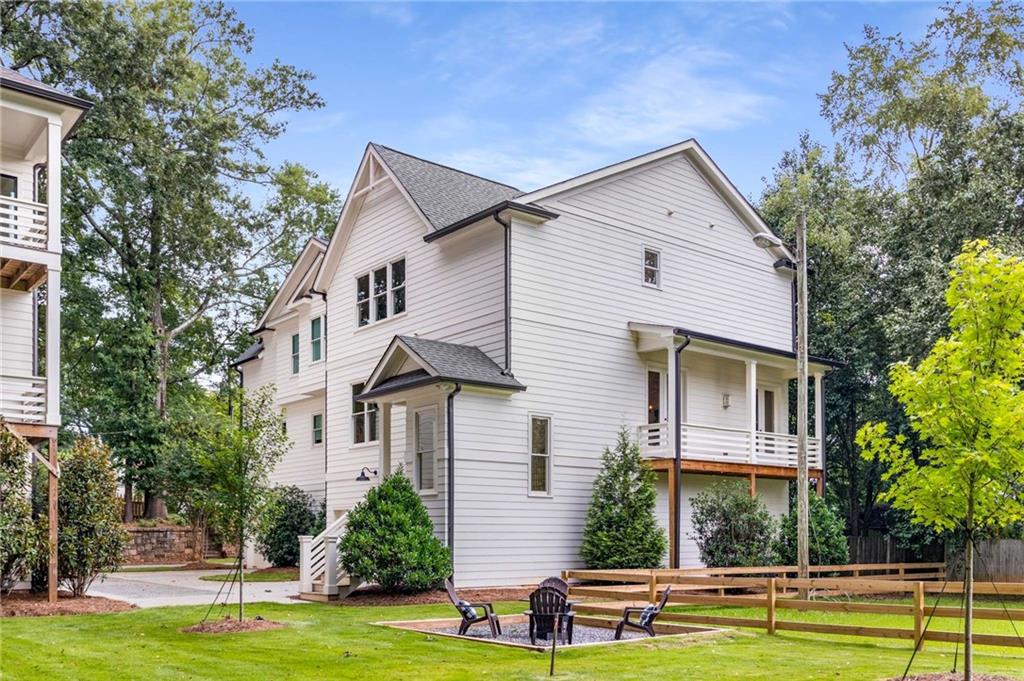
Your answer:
[796,212,810,593]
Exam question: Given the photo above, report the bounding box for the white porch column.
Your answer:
[45,268,60,425]
[46,120,62,254]
[746,359,757,464]
[379,402,392,474]
[814,372,824,461]
[323,535,340,596]
[298,535,313,593]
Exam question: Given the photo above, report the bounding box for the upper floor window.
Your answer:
[415,407,437,493]
[291,334,300,374]
[642,246,661,288]
[529,415,552,495]
[356,257,406,327]
[310,317,323,362]
[351,383,378,444]
[1,174,17,199]
[312,413,324,445]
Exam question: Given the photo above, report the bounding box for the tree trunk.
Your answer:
[143,490,165,519]
[964,496,974,681]
[123,480,134,523]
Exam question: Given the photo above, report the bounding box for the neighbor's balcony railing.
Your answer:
[0,374,47,423]
[638,422,822,469]
[0,196,48,250]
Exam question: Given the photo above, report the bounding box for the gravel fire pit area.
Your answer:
[378,614,721,651]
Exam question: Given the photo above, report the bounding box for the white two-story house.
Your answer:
[1,67,90,600]
[236,140,836,594]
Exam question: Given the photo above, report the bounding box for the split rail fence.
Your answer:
[563,563,1024,650]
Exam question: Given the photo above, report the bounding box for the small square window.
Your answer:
[312,413,323,445]
[642,247,661,288]
[1,174,17,199]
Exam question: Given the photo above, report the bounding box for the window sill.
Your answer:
[642,282,662,291]
[418,489,438,497]
[354,311,408,333]
[350,440,380,450]
[528,491,553,499]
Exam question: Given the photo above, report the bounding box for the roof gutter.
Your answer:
[670,326,844,368]
[422,201,558,243]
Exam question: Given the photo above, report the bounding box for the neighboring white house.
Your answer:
[1,67,90,600]
[236,140,837,593]
[1,67,90,440]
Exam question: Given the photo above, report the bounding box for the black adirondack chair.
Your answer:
[525,586,575,645]
[537,576,569,596]
[614,585,672,639]
[444,578,502,637]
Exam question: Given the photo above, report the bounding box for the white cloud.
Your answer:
[292,111,348,134]
[569,46,776,148]
[365,2,415,27]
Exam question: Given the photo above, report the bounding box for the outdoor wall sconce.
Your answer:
[722,393,731,409]
[355,466,378,482]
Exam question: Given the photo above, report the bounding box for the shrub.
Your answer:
[775,493,850,566]
[0,424,45,594]
[340,471,450,593]
[58,438,129,596]
[690,480,776,567]
[580,428,667,569]
[258,486,325,567]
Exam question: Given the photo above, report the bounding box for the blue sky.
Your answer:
[231,1,943,200]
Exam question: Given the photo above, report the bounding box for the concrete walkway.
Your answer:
[88,569,309,608]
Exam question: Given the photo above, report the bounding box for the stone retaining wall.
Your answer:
[123,526,199,565]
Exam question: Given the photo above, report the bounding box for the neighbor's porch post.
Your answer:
[746,359,757,464]
[814,371,824,497]
[379,402,392,474]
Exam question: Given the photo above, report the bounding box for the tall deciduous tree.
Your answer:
[858,241,1024,681]
[0,1,341,517]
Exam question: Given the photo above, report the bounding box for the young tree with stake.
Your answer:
[202,386,289,621]
[858,241,1024,681]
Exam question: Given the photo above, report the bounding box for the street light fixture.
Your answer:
[754,217,811,591]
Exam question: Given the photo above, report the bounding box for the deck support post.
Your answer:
[47,435,58,604]
[748,472,757,498]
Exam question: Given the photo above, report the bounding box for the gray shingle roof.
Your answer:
[358,336,525,400]
[230,341,263,367]
[371,143,523,231]
[0,66,92,110]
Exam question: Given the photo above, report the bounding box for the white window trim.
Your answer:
[642,245,662,289]
[414,405,438,495]
[350,383,379,446]
[310,316,324,364]
[354,255,407,329]
[527,412,553,498]
[290,333,300,374]
[312,413,324,446]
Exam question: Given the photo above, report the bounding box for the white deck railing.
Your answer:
[638,422,822,469]
[299,511,348,595]
[0,196,48,250]
[0,374,47,424]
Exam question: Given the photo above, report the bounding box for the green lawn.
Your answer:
[200,568,298,583]
[1,599,1021,680]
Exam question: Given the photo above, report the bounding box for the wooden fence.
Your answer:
[848,535,944,564]
[563,564,1024,650]
[947,540,1024,583]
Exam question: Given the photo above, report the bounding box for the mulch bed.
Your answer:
[892,671,1019,675]
[181,616,284,634]
[1,591,135,617]
[340,586,535,607]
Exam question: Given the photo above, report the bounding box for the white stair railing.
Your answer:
[299,512,348,595]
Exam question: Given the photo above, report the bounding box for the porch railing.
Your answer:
[0,374,47,423]
[0,196,48,250]
[637,422,822,469]
[299,511,349,595]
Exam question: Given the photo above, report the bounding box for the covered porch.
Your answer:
[629,322,838,568]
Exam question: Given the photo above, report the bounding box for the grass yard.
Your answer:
[1,598,1022,680]
[199,567,299,582]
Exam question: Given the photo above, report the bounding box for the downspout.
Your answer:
[493,212,513,376]
[446,384,462,574]
[313,288,329,507]
[672,334,692,570]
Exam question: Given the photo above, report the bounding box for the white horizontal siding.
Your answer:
[0,288,35,376]
[321,179,505,517]
[272,396,327,502]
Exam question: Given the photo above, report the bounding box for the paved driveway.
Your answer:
[88,570,309,608]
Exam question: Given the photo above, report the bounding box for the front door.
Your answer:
[761,389,775,432]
